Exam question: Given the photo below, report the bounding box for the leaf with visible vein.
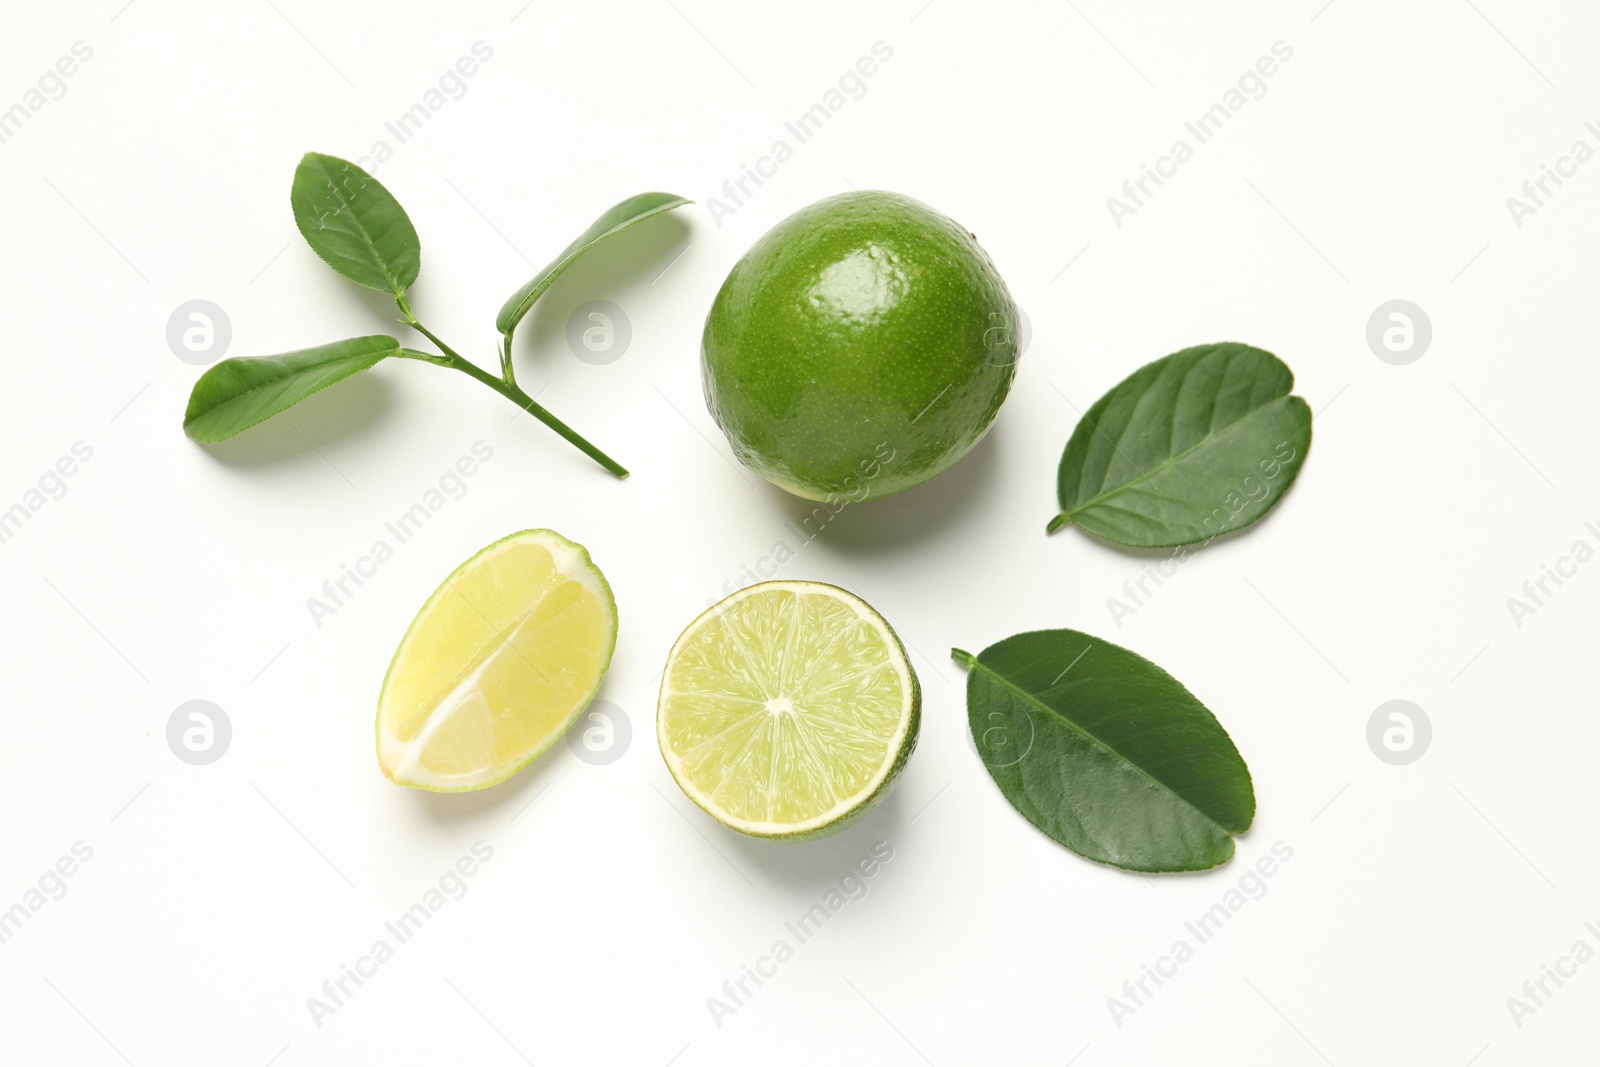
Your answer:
[954,629,1254,873]
[183,336,402,442]
[495,191,691,339]
[291,152,421,296]
[1050,342,1312,548]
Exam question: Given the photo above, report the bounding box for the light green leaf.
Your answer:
[495,191,691,337]
[1050,342,1312,547]
[291,152,421,296]
[183,335,401,442]
[954,630,1254,873]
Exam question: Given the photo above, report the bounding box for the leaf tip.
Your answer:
[294,150,341,181]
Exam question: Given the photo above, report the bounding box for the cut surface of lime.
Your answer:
[378,529,616,792]
[657,581,919,838]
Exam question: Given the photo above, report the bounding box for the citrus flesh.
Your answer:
[702,190,1020,501]
[378,529,617,792]
[657,581,919,838]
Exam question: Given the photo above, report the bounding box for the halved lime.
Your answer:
[657,581,920,838]
[377,529,617,792]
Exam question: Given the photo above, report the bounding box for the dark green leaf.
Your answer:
[495,191,691,337]
[1050,342,1312,547]
[184,335,401,442]
[291,152,421,296]
[954,630,1254,873]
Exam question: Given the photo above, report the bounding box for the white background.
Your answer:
[2,1,1596,1064]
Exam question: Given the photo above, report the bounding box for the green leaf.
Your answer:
[184,335,402,442]
[291,152,421,296]
[494,191,692,337]
[1050,342,1312,547]
[953,630,1254,873]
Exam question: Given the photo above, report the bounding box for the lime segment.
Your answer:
[378,529,617,792]
[657,581,919,838]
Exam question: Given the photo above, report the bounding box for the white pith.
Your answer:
[378,530,614,791]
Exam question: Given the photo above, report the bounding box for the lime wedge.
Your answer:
[377,529,617,792]
[657,581,919,838]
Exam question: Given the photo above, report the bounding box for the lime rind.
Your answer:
[701,190,1020,501]
[657,580,920,838]
[377,528,617,793]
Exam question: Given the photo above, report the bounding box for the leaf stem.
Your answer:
[406,319,469,365]
[499,332,518,389]
[397,300,627,478]
[950,648,977,669]
[1046,513,1072,534]
[446,355,629,478]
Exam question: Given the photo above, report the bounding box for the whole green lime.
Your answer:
[702,191,1020,501]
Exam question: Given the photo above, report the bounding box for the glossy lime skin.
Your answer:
[702,191,1020,501]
